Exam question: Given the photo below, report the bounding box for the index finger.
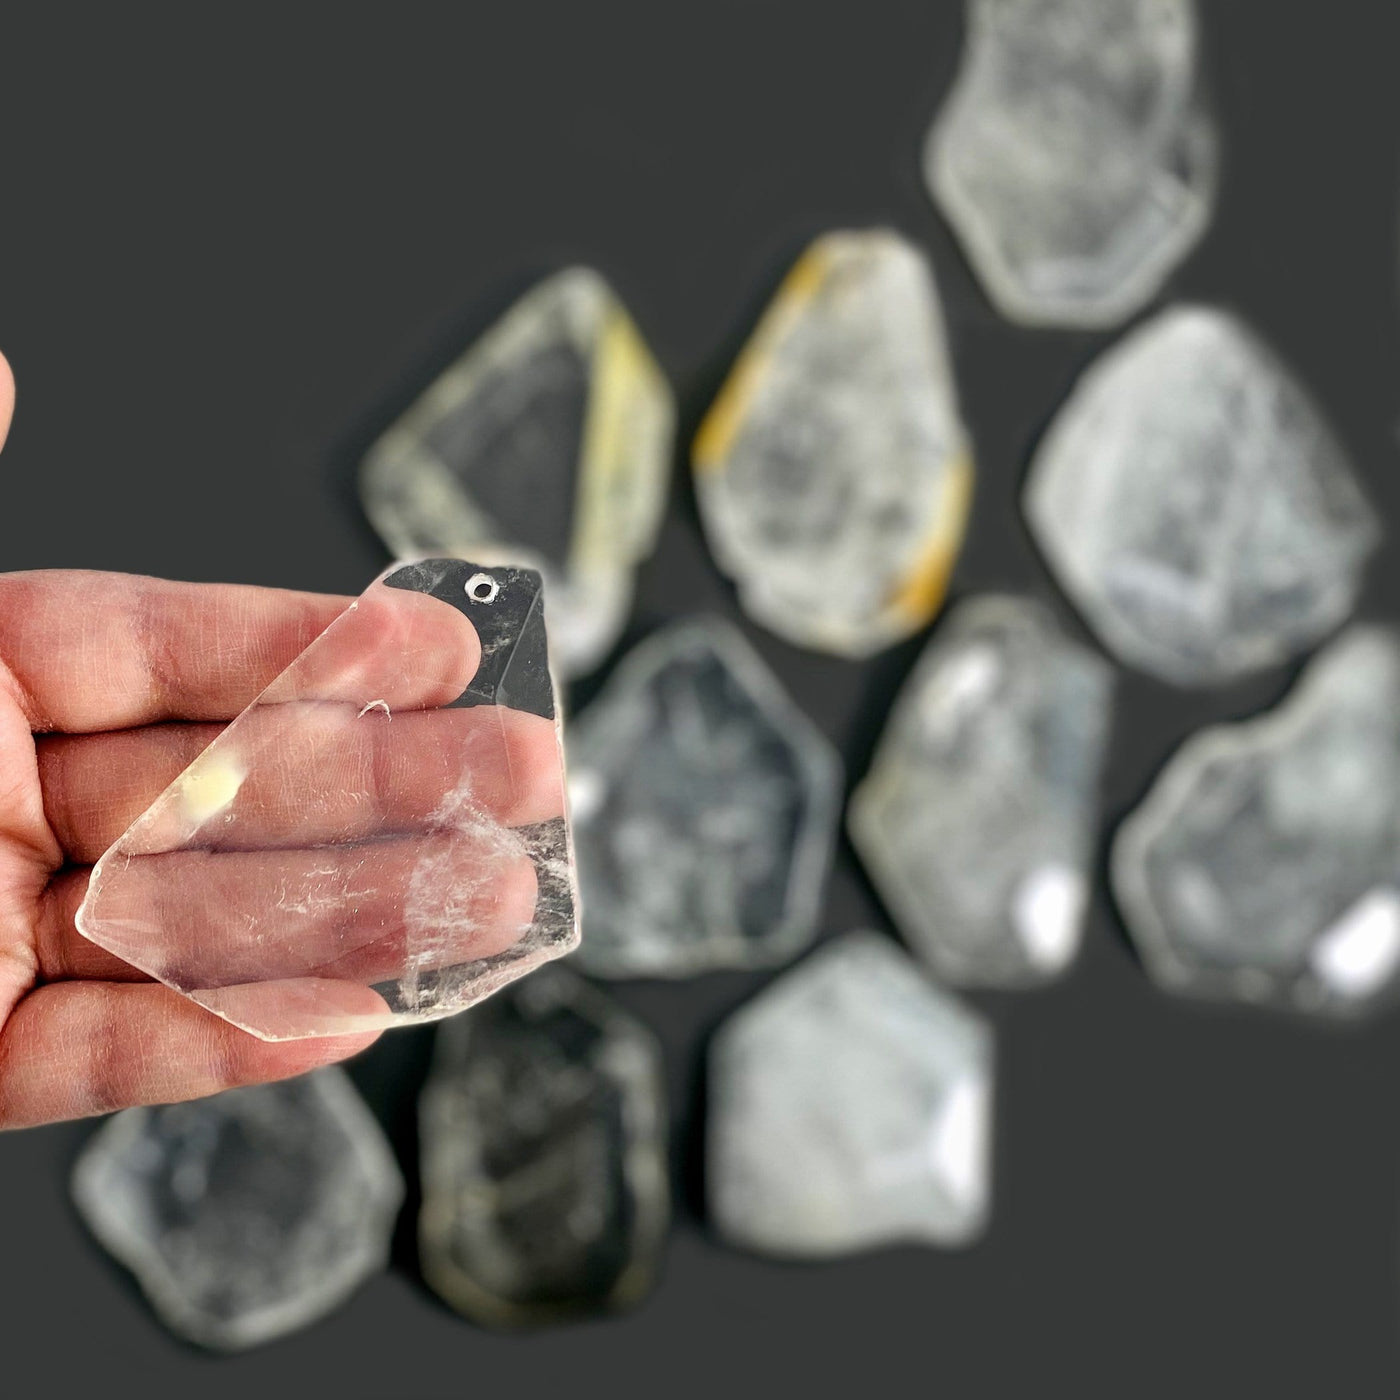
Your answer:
[0,570,480,734]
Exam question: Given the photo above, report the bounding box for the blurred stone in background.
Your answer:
[1025,305,1379,686]
[693,228,973,657]
[850,594,1113,988]
[1114,626,1400,1015]
[360,268,674,678]
[567,617,841,977]
[708,932,995,1256]
[417,965,668,1326]
[71,1070,402,1350]
[927,0,1217,327]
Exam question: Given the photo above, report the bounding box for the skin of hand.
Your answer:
[0,352,561,1128]
[0,352,381,1126]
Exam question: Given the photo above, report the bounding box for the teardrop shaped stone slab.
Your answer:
[694,229,974,657]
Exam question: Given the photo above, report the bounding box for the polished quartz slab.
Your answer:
[850,595,1113,987]
[76,560,578,1040]
[1114,627,1400,1015]
[360,268,674,678]
[1025,306,1378,685]
[694,229,973,657]
[708,931,995,1256]
[927,0,1217,327]
[568,617,841,977]
[418,965,668,1325]
[72,1069,402,1351]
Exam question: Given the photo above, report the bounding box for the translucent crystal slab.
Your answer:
[567,617,841,977]
[708,931,994,1256]
[76,559,578,1041]
[1025,306,1379,685]
[694,229,973,656]
[850,595,1112,987]
[418,965,668,1326]
[1114,627,1400,1015]
[926,0,1217,327]
[360,268,674,678]
[71,1069,402,1351]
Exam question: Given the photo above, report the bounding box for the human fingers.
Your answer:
[39,703,564,864]
[72,832,538,989]
[0,979,382,1129]
[0,570,478,734]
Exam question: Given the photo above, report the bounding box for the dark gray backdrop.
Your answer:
[1,3,1398,1395]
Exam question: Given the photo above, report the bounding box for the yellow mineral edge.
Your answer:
[692,240,834,473]
[885,448,975,631]
[572,301,672,570]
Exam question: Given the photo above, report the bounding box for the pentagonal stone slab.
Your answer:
[71,1069,402,1351]
[77,560,577,1041]
[693,228,973,657]
[1025,306,1378,685]
[850,595,1113,987]
[927,0,1217,327]
[418,965,668,1325]
[360,268,674,677]
[1114,627,1400,1014]
[568,618,840,977]
[708,931,995,1256]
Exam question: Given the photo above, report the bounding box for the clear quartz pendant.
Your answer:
[77,560,578,1040]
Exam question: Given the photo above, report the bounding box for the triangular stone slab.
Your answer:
[360,268,674,678]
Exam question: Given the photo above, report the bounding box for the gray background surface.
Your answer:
[1,2,1398,1394]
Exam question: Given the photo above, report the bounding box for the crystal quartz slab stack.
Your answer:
[418,965,668,1326]
[709,932,994,1255]
[850,595,1113,987]
[71,1069,402,1351]
[1025,306,1379,685]
[1114,627,1400,1015]
[568,618,841,977]
[693,229,973,656]
[926,0,1217,327]
[360,268,674,678]
[76,559,578,1040]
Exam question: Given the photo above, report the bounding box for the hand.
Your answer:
[0,354,561,1127]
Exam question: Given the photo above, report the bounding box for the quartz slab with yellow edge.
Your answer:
[360,268,674,679]
[694,229,973,658]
